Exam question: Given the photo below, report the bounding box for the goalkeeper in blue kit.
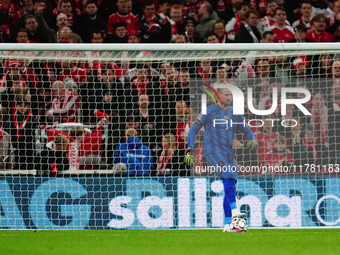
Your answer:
[185,87,258,232]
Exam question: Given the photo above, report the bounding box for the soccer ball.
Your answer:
[230,218,248,232]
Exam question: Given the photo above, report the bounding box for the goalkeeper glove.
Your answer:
[184,147,197,167]
[247,139,259,150]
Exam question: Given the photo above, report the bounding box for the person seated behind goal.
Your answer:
[156,133,186,176]
[114,128,153,176]
[0,104,14,170]
[36,134,70,175]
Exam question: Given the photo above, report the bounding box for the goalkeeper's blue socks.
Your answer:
[223,178,237,224]
[223,194,232,224]
[223,178,247,219]
[230,202,237,210]
[225,216,232,225]
[223,178,236,205]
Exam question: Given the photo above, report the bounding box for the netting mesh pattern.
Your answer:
[0,46,339,229]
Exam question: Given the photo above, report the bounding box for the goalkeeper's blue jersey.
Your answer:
[190,104,255,155]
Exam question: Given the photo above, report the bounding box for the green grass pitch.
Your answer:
[1,229,339,255]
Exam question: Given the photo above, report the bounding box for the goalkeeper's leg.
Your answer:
[223,190,233,232]
[223,178,246,220]
[223,178,247,232]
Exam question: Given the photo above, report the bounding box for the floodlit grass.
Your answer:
[1,229,339,255]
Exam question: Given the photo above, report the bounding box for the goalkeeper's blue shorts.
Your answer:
[205,148,238,179]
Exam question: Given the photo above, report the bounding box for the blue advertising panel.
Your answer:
[0,176,339,229]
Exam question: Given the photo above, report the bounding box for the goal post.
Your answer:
[0,43,339,230]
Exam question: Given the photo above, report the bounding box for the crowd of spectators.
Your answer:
[0,0,340,176]
[1,0,340,44]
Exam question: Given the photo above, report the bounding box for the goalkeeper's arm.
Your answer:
[184,124,200,167]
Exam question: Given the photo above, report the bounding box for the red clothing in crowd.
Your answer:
[176,121,188,149]
[22,67,39,88]
[265,148,294,168]
[306,31,336,42]
[256,130,279,166]
[259,14,290,34]
[58,67,88,86]
[0,72,27,93]
[268,25,295,43]
[131,78,149,94]
[68,142,80,170]
[0,0,19,27]
[181,0,208,19]
[107,12,140,35]
[49,90,81,123]
[292,17,313,29]
[225,15,242,41]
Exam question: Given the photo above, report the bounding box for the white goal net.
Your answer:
[0,43,339,229]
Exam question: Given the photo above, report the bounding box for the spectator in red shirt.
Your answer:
[134,94,163,154]
[291,56,310,80]
[157,0,171,23]
[182,0,208,20]
[58,59,87,86]
[0,60,32,110]
[265,135,294,170]
[0,104,14,170]
[292,1,313,31]
[311,92,329,145]
[0,0,19,29]
[106,0,140,37]
[17,0,34,19]
[258,0,281,35]
[156,133,186,176]
[267,7,294,43]
[36,133,70,175]
[47,80,81,124]
[306,14,336,42]
[175,101,189,149]
[293,124,328,166]
[0,25,10,43]
[167,4,185,42]
[255,117,279,166]
[328,0,340,27]
[226,2,250,41]
[254,59,270,87]
[9,98,35,170]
